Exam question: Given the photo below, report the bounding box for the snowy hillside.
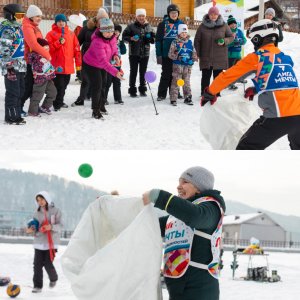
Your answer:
[1,243,299,299]
[0,32,299,150]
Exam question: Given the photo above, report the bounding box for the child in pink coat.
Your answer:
[83,18,123,120]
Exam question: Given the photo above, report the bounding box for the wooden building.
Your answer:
[71,0,196,19]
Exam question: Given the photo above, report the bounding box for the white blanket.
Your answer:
[61,195,163,300]
[200,92,260,149]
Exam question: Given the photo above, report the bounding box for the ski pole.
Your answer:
[147,82,159,115]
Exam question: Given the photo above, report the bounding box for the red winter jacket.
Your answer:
[46,24,81,74]
[22,17,51,63]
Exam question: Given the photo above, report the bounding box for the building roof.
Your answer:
[223,212,265,225]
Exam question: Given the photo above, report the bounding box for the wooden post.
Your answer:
[258,0,264,20]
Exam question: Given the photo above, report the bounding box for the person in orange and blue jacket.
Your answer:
[46,14,81,111]
[201,19,300,150]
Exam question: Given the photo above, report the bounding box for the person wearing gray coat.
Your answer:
[26,191,62,293]
[194,6,234,95]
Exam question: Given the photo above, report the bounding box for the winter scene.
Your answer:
[1,151,300,300]
[0,0,299,150]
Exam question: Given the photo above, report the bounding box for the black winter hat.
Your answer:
[167,4,180,16]
[3,4,24,21]
[114,24,122,33]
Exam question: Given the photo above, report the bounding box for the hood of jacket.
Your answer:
[202,14,225,29]
[35,191,53,205]
[22,16,38,29]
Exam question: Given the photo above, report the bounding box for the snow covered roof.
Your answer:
[223,213,264,225]
[194,0,270,21]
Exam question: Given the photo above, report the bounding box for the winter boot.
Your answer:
[71,98,84,107]
[157,96,166,101]
[39,106,52,115]
[5,117,26,125]
[92,109,104,120]
[49,281,57,288]
[170,101,177,106]
[139,86,147,97]
[32,287,42,293]
[178,92,183,99]
[184,95,193,105]
[128,87,138,98]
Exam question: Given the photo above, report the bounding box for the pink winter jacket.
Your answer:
[83,29,119,77]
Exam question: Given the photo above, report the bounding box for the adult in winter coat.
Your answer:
[83,18,123,119]
[122,8,155,97]
[0,4,27,125]
[156,4,184,101]
[201,19,300,150]
[264,8,283,42]
[143,166,226,300]
[71,7,109,107]
[46,14,81,111]
[194,6,233,95]
[21,4,50,115]
[26,191,62,293]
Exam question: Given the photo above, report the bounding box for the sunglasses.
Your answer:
[15,12,25,19]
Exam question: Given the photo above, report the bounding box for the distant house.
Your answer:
[223,212,287,243]
[71,0,196,18]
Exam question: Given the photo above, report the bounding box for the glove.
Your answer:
[132,34,139,41]
[216,38,225,45]
[200,87,218,106]
[181,57,188,63]
[244,87,257,101]
[7,67,17,81]
[145,33,151,39]
[59,37,65,44]
[157,56,162,65]
[187,59,194,66]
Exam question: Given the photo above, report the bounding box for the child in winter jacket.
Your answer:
[26,191,62,293]
[156,4,184,101]
[27,38,57,116]
[142,166,226,300]
[0,4,27,125]
[201,19,300,150]
[226,15,247,90]
[168,24,197,106]
[83,18,124,120]
[46,14,81,111]
[105,24,126,104]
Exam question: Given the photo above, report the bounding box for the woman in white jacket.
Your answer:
[26,191,62,293]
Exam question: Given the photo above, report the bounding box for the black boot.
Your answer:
[184,95,193,105]
[139,86,147,97]
[71,98,84,107]
[128,87,138,98]
[92,109,104,120]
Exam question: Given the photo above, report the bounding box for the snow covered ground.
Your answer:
[1,243,299,299]
[0,31,299,150]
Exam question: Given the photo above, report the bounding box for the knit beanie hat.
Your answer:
[99,18,115,33]
[136,8,146,17]
[37,38,49,47]
[178,24,188,35]
[180,166,214,192]
[114,24,122,33]
[227,15,237,25]
[96,7,109,21]
[265,8,275,17]
[55,14,67,23]
[26,5,43,18]
[208,6,220,16]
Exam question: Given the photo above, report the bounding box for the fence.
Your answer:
[1,228,300,248]
[223,238,300,249]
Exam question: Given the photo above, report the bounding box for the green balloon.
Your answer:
[78,163,93,178]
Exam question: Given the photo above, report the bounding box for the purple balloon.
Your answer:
[144,71,157,83]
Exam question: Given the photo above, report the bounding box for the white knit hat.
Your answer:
[26,5,43,18]
[265,8,276,17]
[96,7,109,20]
[136,8,146,17]
[178,24,188,35]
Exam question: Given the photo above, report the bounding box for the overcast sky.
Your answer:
[0,150,299,217]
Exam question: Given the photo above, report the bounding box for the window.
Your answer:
[103,0,121,13]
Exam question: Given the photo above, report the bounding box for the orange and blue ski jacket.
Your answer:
[209,44,300,118]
